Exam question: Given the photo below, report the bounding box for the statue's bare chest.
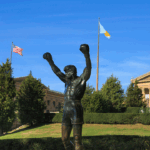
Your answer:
[64,81,77,96]
[64,78,85,98]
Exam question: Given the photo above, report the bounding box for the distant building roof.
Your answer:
[14,75,64,95]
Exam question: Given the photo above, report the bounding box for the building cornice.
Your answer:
[131,71,150,83]
[14,76,64,95]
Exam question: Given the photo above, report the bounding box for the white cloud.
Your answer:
[136,56,150,60]
[122,82,131,86]
[38,13,75,17]
[118,61,150,69]
[95,71,132,78]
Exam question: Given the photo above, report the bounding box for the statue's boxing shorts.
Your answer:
[62,100,84,125]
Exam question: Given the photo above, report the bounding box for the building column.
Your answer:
[142,88,145,104]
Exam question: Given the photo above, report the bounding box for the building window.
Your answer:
[47,100,50,105]
[46,110,49,113]
[53,101,55,107]
[58,102,61,111]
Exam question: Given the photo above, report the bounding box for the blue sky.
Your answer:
[0,0,150,95]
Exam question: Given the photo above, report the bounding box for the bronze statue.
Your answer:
[43,44,92,150]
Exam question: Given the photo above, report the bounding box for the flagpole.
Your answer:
[10,42,13,66]
[96,17,100,91]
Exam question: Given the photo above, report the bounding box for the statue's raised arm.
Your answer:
[43,52,66,83]
[79,44,92,82]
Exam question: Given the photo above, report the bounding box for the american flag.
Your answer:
[12,43,23,56]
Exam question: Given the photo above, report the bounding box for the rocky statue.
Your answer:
[43,44,92,150]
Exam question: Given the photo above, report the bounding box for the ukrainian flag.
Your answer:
[99,22,111,39]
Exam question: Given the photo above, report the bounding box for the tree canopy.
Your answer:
[100,74,125,112]
[81,83,95,113]
[124,79,147,108]
[0,58,16,134]
[15,70,47,126]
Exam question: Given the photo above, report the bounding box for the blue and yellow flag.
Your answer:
[99,22,111,39]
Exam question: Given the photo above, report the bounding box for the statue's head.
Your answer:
[64,65,77,80]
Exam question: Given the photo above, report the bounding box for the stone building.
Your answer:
[131,71,150,107]
[13,75,64,113]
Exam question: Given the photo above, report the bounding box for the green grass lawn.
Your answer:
[0,122,150,150]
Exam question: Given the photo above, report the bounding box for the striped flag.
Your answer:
[12,43,23,56]
[99,22,111,39]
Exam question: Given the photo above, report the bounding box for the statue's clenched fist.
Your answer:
[43,52,53,62]
[79,44,89,55]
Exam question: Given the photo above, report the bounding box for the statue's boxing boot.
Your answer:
[74,135,85,150]
[63,140,74,150]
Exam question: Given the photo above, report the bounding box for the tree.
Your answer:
[100,74,125,112]
[15,70,47,126]
[0,58,17,135]
[121,93,128,107]
[60,101,64,113]
[81,83,95,113]
[89,90,110,113]
[125,79,147,107]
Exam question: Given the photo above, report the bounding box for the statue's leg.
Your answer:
[73,124,85,150]
[71,101,85,150]
[62,124,74,150]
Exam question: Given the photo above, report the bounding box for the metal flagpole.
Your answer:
[96,17,100,91]
[10,42,13,66]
